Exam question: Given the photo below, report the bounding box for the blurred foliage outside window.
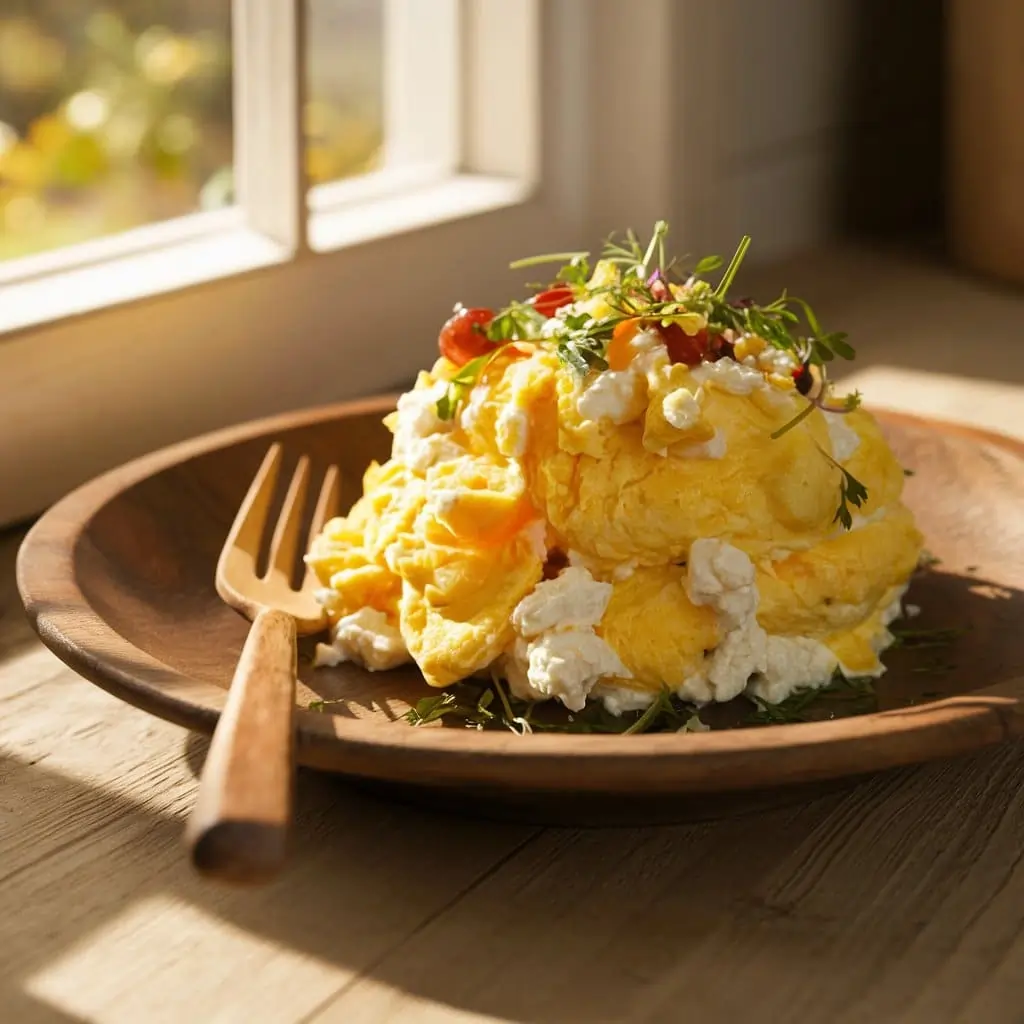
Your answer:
[0,1,383,263]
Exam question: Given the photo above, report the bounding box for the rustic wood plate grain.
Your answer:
[15,397,1024,824]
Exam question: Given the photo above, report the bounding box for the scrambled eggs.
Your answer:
[307,226,923,716]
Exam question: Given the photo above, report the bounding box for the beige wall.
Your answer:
[685,0,944,262]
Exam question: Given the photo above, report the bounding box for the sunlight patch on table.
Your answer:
[25,895,349,1024]
[312,976,509,1024]
[840,365,1024,443]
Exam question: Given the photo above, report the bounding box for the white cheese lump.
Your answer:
[690,356,765,395]
[681,538,838,705]
[575,370,643,425]
[505,566,630,711]
[662,386,703,430]
[313,608,412,672]
[391,382,464,473]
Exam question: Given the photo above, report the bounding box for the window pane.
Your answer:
[305,0,384,185]
[0,1,232,262]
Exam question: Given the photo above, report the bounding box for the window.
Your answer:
[0,0,393,265]
[0,2,234,262]
[2,1,654,527]
[305,0,384,186]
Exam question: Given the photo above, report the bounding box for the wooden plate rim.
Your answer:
[15,397,1024,792]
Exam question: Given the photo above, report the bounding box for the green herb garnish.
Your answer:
[402,679,705,735]
[834,466,869,530]
[485,300,544,342]
[436,347,506,420]
[747,672,877,725]
[461,222,867,524]
[713,234,751,299]
[889,626,966,649]
[308,697,347,712]
[812,443,869,529]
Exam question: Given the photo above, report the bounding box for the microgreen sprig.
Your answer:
[436,347,505,420]
[713,234,751,299]
[403,679,706,735]
[747,673,877,725]
[816,444,869,529]
[485,300,544,342]
[473,223,867,524]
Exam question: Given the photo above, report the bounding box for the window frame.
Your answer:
[0,0,692,527]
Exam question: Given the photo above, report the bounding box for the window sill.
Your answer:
[0,172,531,339]
[309,172,532,253]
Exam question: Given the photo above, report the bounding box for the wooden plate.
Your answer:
[16,397,1024,824]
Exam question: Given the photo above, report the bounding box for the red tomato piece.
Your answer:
[438,306,496,366]
[531,286,574,319]
[661,324,709,366]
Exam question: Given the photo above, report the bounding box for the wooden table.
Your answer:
[5,251,1024,1023]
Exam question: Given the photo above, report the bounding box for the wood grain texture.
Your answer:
[8,253,1024,1023]
[185,607,297,884]
[184,445,338,883]
[5,526,1024,1022]
[949,0,1024,285]
[14,397,1024,820]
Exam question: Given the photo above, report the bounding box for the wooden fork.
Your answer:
[185,443,339,884]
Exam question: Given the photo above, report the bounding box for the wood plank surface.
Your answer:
[4,251,1024,1023]
[7,523,1024,1024]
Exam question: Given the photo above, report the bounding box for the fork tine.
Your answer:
[265,455,311,583]
[223,443,283,565]
[300,464,341,591]
[308,463,341,540]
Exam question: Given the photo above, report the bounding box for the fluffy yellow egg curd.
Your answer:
[307,232,923,718]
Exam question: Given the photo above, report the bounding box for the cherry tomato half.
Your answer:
[531,286,574,319]
[438,306,496,366]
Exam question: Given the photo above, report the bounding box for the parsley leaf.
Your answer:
[402,679,705,735]
[834,464,869,529]
[435,350,502,421]
[405,693,463,725]
[486,301,543,342]
[552,312,623,376]
[693,254,724,275]
[556,254,591,287]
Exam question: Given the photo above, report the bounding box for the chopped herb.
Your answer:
[713,234,752,299]
[889,626,966,649]
[556,254,591,287]
[486,301,544,342]
[404,692,463,725]
[770,400,816,440]
[490,224,866,515]
[308,697,347,713]
[623,687,677,735]
[693,254,724,275]
[747,672,877,725]
[509,250,590,271]
[553,311,622,375]
[436,347,507,420]
[402,678,705,735]
[810,443,869,530]
[834,465,869,530]
[903,468,916,477]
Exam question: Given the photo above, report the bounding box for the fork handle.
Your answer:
[185,608,297,884]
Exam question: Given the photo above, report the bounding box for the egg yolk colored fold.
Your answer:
[306,250,923,714]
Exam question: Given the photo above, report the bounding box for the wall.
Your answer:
[678,0,945,263]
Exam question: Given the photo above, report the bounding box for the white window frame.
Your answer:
[0,0,691,527]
